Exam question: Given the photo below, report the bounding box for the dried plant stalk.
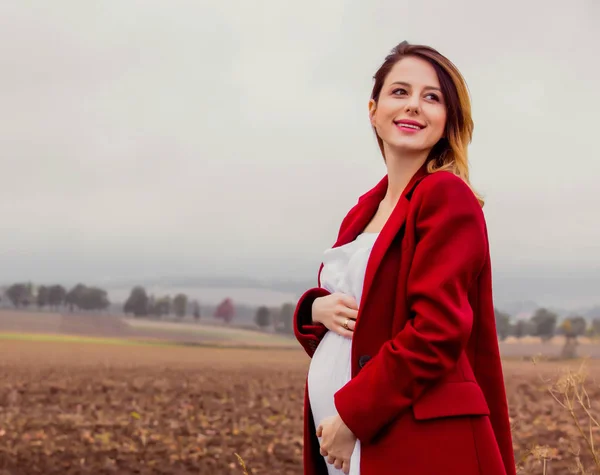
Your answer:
[536,358,600,474]
[235,452,251,475]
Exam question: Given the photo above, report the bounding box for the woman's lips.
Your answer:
[395,123,423,133]
[394,119,425,133]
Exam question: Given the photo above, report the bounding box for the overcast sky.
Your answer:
[1,1,599,307]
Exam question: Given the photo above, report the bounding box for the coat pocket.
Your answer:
[412,381,490,420]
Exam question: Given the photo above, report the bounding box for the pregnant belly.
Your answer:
[307,331,353,426]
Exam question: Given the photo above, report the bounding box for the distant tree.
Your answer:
[192,300,201,321]
[512,320,533,339]
[531,308,558,342]
[147,295,155,316]
[215,298,235,324]
[36,285,49,309]
[6,284,23,308]
[6,283,33,308]
[65,284,86,312]
[150,295,171,318]
[6,284,23,307]
[560,316,587,359]
[158,295,172,317]
[270,306,280,332]
[513,320,523,339]
[123,286,149,317]
[47,285,66,309]
[562,316,587,338]
[65,284,109,312]
[24,283,34,306]
[494,307,511,341]
[79,287,110,311]
[255,306,271,329]
[173,294,188,318]
[590,318,600,340]
[279,303,295,334]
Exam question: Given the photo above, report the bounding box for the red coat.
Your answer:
[294,167,516,475]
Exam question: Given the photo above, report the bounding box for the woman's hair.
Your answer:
[371,41,483,206]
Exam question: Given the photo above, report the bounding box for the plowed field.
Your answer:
[0,340,599,474]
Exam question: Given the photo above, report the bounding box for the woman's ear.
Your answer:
[368,99,377,126]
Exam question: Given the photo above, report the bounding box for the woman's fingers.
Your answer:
[339,302,357,320]
[334,303,358,320]
[333,308,357,337]
[334,304,357,322]
[342,460,351,474]
[333,316,354,338]
[317,292,360,336]
[338,293,359,310]
[338,315,356,331]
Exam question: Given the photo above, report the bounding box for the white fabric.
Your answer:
[307,232,379,475]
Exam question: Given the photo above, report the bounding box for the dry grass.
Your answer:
[528,357,600,474]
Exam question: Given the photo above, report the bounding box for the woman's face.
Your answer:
[370,56,447,157]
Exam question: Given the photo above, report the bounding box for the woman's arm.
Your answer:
[293,288,359,357]
[333,173,488,443]
[293,287,331,357]
[293,205,361,358]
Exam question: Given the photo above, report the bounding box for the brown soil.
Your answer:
[0,342,599,474]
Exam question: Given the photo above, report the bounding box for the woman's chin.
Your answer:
[383,140,431,156]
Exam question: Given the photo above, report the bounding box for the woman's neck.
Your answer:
[381,146,429,208]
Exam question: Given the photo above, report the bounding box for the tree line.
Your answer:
[124,286,197,319]
[123,287,295,334]
[2,282,109,312]
[4,282,599,345]
[254,303,295,334]
[0,283,243,326]
[494,307,600,340]
[122,286,238,323]
[0,282,298,335]
[495,307,600,358]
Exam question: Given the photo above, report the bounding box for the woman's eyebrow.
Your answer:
[390,81,442,92]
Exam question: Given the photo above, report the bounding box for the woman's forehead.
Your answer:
[384,56,441,89]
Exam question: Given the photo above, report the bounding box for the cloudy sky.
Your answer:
[0,1,598,307]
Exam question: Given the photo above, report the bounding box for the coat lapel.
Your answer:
[317,165,428,293]
[359,165,429,312]
[334,176,388,248]
[317,176,388,287]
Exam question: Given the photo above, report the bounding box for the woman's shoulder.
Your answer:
[418,170,470,192]
[414,171,481,211]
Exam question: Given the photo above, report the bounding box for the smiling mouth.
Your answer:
[394,120,425,131]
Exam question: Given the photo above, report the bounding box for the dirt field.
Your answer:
[2,309,600,357]
[1,340,599,475]
[0,310,297,349]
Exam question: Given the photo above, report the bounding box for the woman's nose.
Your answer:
[405,95,420,113]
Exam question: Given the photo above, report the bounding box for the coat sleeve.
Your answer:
[293,287,331,357]
[333,174,488,443]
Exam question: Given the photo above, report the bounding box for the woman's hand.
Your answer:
[317,414,356,474]
[312,293,358,338]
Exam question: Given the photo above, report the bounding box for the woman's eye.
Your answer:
[392,88,407,96]
[425,93,440,102]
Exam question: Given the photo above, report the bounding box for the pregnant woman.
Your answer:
[293,41,516,475]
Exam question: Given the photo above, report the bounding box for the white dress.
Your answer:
[307,232,379,475]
